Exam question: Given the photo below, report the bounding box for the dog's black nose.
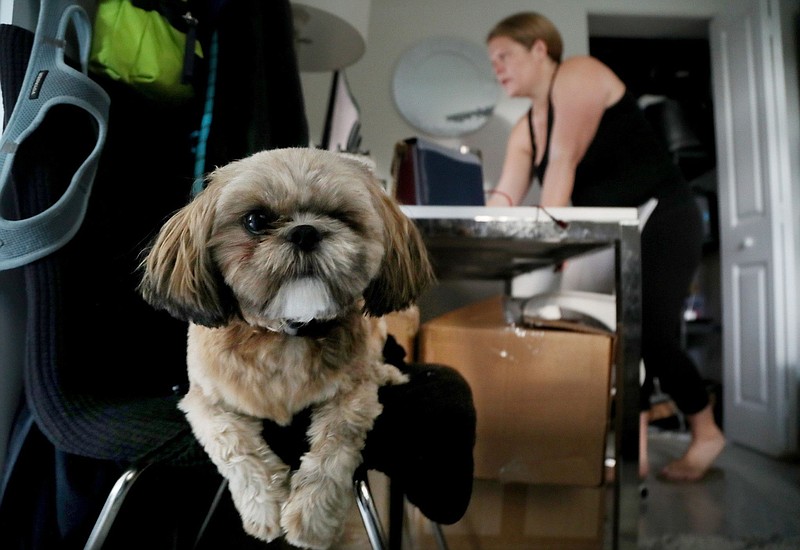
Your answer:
[288,224,321,251]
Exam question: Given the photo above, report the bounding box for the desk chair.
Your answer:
[0,88,468,548]
[0,10,475,548]
[82,346,474,550]
[1,76,472,550]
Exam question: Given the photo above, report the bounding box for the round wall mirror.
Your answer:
[392,36,500,137]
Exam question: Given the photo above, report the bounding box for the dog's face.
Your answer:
[139,148,434,330]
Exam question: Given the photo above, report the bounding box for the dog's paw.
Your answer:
[281,477,348,550]
[241,508,283,543]
[230,470,290,543]
[281,505,341,550]
[236,488,286,542]
[378,362,409,386]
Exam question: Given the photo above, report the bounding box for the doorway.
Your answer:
[588,15,724,426]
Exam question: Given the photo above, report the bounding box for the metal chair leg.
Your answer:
[84,464,227,550]
[88,464,416,550]
[431,521,449,550]
[388,478,405,550]
[354,470,388,550]
[192,477,228,549]
[387,476,450,550]
[84,464,147,550]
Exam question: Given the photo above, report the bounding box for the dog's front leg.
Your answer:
[281,381,383,550]
[179,388,290,542]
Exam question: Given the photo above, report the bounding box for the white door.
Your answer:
[709,0,799,456]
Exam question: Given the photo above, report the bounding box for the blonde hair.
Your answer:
[487,12,563,63]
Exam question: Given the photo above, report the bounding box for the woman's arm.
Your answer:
[486,116,534,206]
[540,57,623,207]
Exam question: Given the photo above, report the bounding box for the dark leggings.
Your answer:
[639,188,709,415]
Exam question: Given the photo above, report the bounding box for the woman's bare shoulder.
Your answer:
[556,56,624,102]
[560,56,617,80]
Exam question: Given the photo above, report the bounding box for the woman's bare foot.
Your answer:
[659,404,725,482]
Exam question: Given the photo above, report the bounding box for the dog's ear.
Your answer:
[338,152,377,172]
[138,184,234,327]
[362,181,435,316]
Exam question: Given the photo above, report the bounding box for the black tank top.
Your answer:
[528,90,686,207]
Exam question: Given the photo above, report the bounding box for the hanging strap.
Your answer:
[0,0,110,271]
[191,30,218,197]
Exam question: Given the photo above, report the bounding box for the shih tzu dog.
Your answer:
[138,148,434,549]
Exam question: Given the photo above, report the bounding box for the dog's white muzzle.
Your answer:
[264,277,337,323]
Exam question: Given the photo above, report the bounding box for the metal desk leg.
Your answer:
[614,220,642,550]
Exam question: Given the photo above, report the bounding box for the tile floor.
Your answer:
[639,427,800,542]
[333,425,800,549]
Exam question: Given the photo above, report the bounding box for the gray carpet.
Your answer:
[640,534,800,549]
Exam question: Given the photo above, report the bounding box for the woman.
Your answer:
[486,12,724,481]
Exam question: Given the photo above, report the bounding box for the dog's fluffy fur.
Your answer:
[139,148,434,548]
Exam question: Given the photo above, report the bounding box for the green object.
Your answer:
[89,0,202,101]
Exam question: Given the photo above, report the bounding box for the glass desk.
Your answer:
[403,205,641,550]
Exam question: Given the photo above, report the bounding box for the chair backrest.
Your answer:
[0,268,25,478]
[0,11,203,465]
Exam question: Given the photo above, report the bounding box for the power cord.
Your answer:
[535,204,570,229]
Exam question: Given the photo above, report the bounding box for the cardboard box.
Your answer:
[418,296,614,487]
[409,479,605,550]
[414,296,612,549]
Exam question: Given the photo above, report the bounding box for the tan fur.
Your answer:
[138,148,434,549]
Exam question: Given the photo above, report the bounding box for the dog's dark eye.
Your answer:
[330,208,365,234]
[242,210,276,235]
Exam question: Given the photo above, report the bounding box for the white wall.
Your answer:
[297,0,738,319]
[299,0,734,188]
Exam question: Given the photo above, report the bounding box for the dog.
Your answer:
[138,148,434,548]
